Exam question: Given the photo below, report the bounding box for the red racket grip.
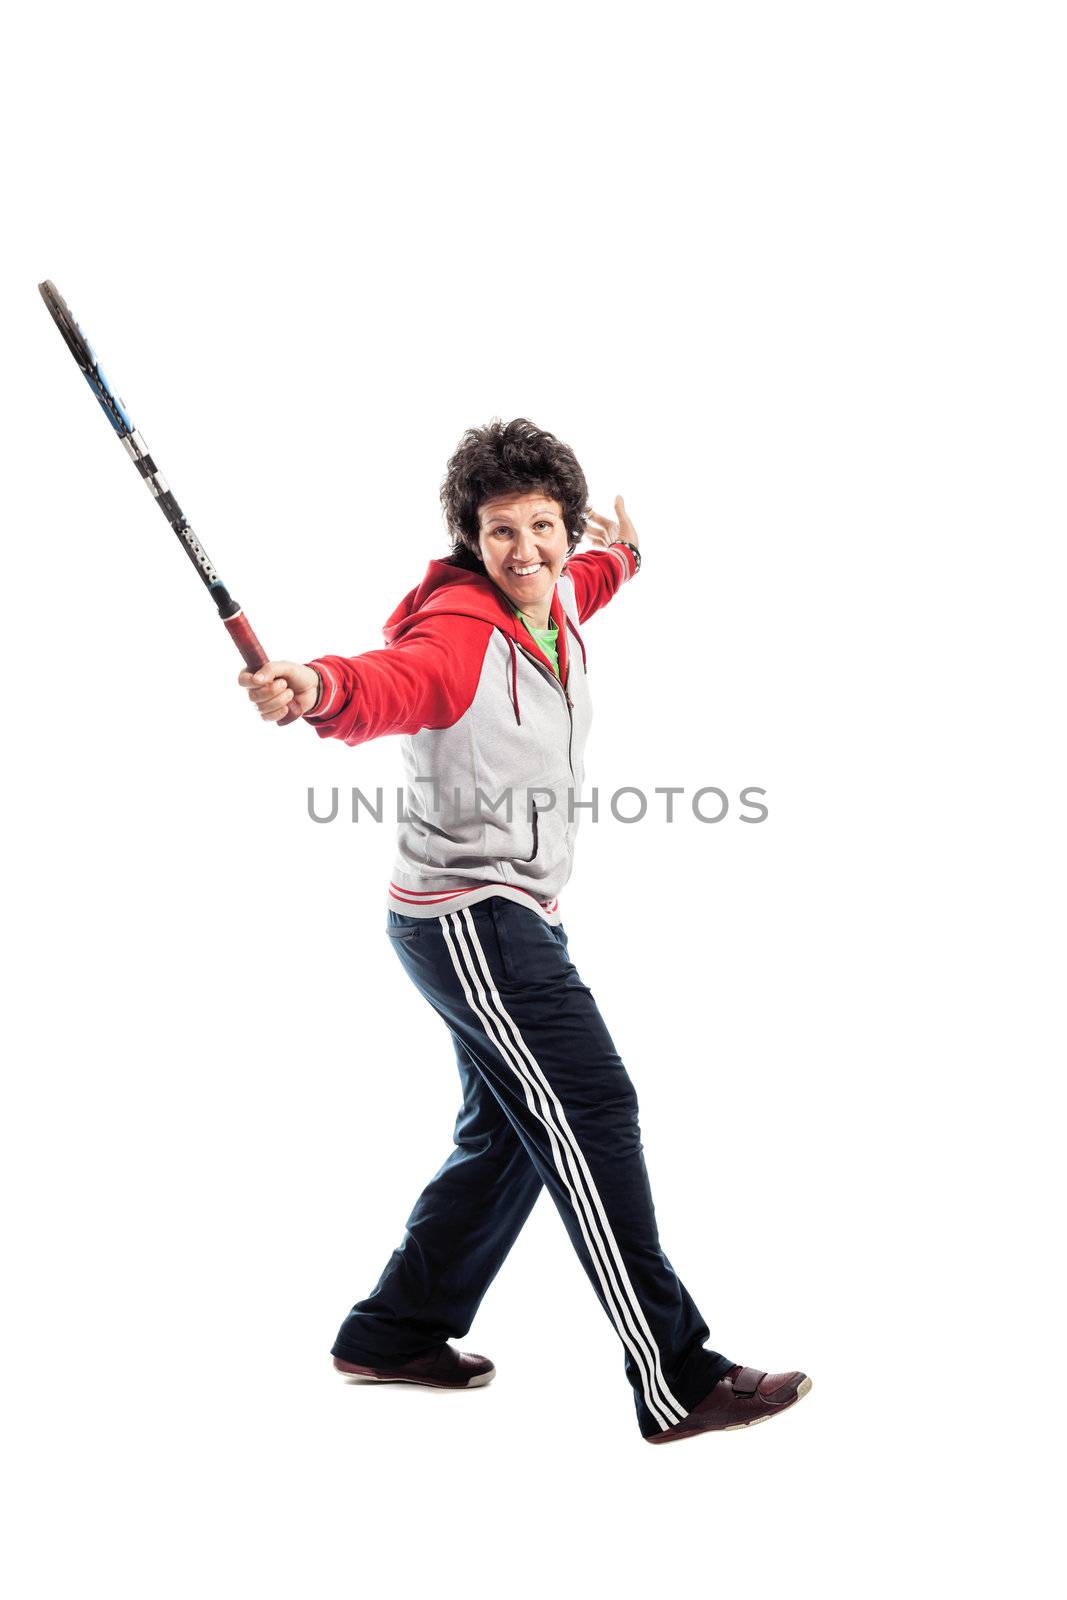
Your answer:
[223,610,302,727]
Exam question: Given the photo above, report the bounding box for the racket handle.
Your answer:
[223,610,302,727]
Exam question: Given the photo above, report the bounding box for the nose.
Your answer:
[513,531,539,564]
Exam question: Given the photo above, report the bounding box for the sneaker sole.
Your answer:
[335,1363,496,1389]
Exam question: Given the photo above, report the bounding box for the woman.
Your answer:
[240,418,811,1443]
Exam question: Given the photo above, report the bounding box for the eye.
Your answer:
[535,520,552,530]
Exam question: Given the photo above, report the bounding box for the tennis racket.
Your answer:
[37,279,300,725]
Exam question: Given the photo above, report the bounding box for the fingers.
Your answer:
[587,498,636,545]
[248,676,288,702]
[237,661,295,719]
[585,506,620,540]
[237,658,314,727]
[257,686,295,720]
[256,682,291,711]
[238,664,284,689]
[238,659,289,682]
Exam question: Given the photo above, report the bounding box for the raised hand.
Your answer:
[584,495,639,551]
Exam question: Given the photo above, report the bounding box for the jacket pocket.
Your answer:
[526,801,540,863]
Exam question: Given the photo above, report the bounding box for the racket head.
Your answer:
[38,280,133,436]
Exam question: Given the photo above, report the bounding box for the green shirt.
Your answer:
[514,608,560,677]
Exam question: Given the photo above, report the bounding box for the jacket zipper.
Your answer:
[513,641,576,854]
[514,642,576,782]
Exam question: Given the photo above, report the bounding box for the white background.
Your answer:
[2,3,1063,1595]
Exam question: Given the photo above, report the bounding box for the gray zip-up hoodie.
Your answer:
[304,542,639,923]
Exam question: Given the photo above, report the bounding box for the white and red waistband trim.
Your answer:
[387,880,562,925]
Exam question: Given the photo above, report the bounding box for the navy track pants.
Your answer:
[330,897,735,1437]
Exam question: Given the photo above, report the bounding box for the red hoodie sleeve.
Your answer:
[564,544,639,623]
[302,614,493,746]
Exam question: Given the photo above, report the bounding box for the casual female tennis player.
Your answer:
[239,418,811,1442]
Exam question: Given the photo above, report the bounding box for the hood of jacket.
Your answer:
[382,558,586,723]
[382,559,517,643]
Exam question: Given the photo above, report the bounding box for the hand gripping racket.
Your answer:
[37,280,300,725]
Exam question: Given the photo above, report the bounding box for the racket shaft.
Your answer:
[119,427,230,601]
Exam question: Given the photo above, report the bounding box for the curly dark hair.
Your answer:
[440,417,588,571]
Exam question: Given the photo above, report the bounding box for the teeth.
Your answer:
[512,564,542,575]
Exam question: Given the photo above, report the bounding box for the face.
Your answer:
[476,491,570,613]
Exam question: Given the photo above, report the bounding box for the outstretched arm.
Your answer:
[238,615,493,745]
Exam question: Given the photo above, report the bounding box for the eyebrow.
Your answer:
[481,507,558,526]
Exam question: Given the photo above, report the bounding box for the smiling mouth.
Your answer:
[510,564,545,577]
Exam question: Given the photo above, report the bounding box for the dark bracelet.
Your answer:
[618,541,641,573]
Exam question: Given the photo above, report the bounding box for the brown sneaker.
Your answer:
[333,1343,496,1389]
[645,1364,812,1444]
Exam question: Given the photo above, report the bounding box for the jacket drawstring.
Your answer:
[508,618,584,722]
[506,634,522,724]
[566,617,588,672]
